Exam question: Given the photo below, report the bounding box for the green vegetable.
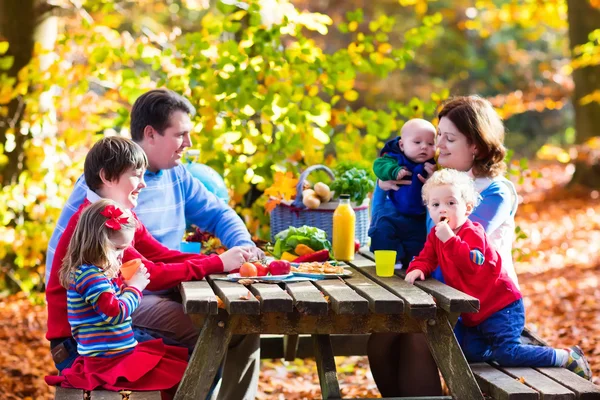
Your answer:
[271,226,332,259]
[330,165,375,204]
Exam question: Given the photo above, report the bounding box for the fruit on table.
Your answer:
[239,262,258,277]
[313,182,332,202]
[280,251,298,262]
[295,244,315,256]
[253,261,269,277]
[269,260,291,275]
[354,239,361,253]
[120,258,142,280]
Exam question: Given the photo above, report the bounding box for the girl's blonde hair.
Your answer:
[59,199,137,289]
[422,169,480,207]
[438,95,506,178]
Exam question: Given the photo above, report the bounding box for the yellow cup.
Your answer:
[375,250,397,277]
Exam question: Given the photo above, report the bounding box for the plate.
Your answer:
[291,269,353,279]
[226,272,293,281]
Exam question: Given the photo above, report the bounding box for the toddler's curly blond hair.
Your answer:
[421,169,480,207]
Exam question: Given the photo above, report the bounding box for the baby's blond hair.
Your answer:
[422,169,480,207]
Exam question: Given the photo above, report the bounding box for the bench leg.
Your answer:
[423,310,484,400]
[312,334,341,399]
[174,312,235,400]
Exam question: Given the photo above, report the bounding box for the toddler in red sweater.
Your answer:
[405,169,591,380]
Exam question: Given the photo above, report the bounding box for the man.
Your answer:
[46,89,262,400]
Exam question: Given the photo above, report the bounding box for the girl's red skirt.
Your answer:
[45,339,188,392]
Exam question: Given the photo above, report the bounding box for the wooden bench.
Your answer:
[54,387,161,400]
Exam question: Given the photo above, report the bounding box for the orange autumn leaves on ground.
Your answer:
[3,163,600,399]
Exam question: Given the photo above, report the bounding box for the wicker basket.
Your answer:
[269,165,370,245]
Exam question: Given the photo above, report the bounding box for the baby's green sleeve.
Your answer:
[373,154,404,181]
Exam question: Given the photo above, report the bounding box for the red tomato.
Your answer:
[253,262,268,277]
[269,260,291,275]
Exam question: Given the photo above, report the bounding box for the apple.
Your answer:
[268,260,291,276]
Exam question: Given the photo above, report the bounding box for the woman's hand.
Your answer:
[405,269,424,284]
[378,179,411,191]
[435,220,454,243]
[219,246,252,272]
[126,264,150,292]
[417,162,436,184]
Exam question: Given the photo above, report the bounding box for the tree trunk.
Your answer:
[567,0,600,188]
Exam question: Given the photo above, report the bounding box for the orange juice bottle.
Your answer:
[332,194,356,261]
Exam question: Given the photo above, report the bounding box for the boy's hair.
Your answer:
[130,89,196,142]
[438,96,506,178]
[422,169,480,207]
[84,137,148,192]
[59,199,137,289]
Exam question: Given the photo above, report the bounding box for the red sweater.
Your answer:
[407,219,521,327]
[46,199,223,340]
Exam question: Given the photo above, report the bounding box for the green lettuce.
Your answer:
[271,226,332,259]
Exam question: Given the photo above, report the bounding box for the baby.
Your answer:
[369,119,436,266]
[405,169,591,379]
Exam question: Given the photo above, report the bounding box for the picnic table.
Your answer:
[174,251,484,400]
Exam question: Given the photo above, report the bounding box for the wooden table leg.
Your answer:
[174,312,235,400]
[423,310,484,400]
[312,334,341,399]
[284,334,300,361]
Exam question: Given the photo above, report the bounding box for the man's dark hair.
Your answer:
[130,89,196,142]
[85,136,148,192]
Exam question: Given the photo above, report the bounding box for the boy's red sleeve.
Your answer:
[442,225,487,275]
[406,232,439,277]
[133,222,207,264]
[124,224,223,291]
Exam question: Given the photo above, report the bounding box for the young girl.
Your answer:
[45,199,188,398]
[405,169,591,380]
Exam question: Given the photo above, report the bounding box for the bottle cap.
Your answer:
[340,194,350,200]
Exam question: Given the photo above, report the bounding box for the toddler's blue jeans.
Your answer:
[455,299,555,367]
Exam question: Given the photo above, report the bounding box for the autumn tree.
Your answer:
[567,0,600,187]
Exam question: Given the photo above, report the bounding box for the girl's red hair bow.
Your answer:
[100,205,129,230]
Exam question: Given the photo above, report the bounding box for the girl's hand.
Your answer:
[417,162,436,184]
[219,246,252,272]
[126,264,150,292]
[405,270,425,284]
[378,179,410,192]
[435,220,454,243]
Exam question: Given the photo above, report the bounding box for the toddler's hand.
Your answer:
[244,246,265,262]
[378,179,410,192]
[126,264,150,292]
[219,246,252,272]
[396,169,412,181]
[405,270,424,284]
[435,220,454,243]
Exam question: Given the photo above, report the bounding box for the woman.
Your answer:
[368,95,519,396]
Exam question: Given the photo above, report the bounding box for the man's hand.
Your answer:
[405,269,424,284]
[435,220,454,243]
[378,179,411,192]
[417,162,436,184]
[396,168,412,181]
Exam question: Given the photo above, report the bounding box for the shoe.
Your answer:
[565,346,592,381]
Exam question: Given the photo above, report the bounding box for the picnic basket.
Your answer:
[269,165,370,245]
